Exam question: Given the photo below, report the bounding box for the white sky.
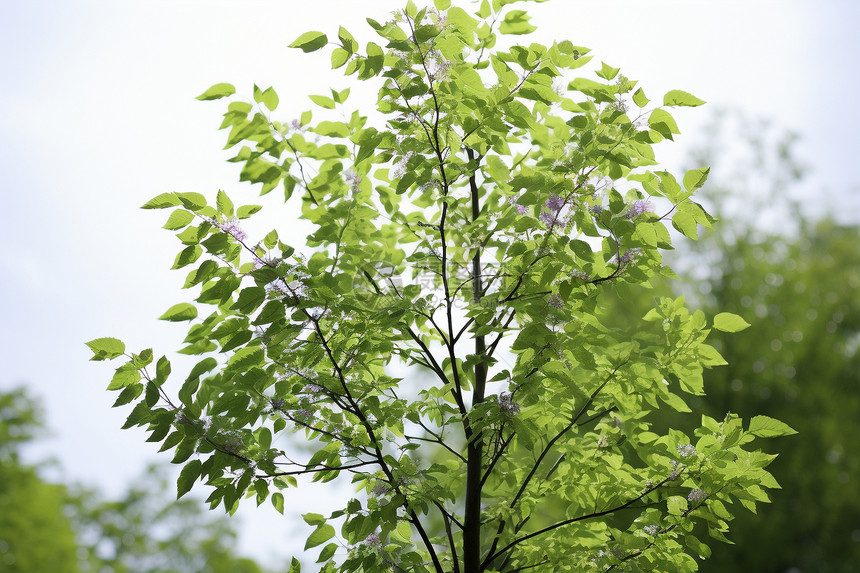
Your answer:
[1,0,858,568]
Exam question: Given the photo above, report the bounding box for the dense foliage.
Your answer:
[89,2,794,571]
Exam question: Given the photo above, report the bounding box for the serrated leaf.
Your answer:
[663,89,706,107]
[749,415,797,438]
[196,83,236,101]
[141,193,180,209]
[176,192,207,211]
[159,303,198,322]
[290,31,328,53]
[86,337,126,361]
[177,460,202,498]
[108,364,141,391]
[713,312,750,333]
[216,190,234,217]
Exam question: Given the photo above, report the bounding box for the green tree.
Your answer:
[0,386,267,573]
[0,388,80,572]
[90,2,792,571]
[67,465,265,573]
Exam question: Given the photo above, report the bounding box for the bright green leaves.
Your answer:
[289,31,328,53]
[649,108,681,141]
[713,312,751,332]
[196,83,236,101]
[499,10,537,35]
[159,303,198,322]
[142,193,182,209]
[163,209,194,230]
[253,84,279,111]
[86,338,126,361]
[595,61,620,80]
[632,87,650,107]
[663,89,706,107]
[683,166,710,192]
[748,415,798,438]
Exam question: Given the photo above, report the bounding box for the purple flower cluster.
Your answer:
[498,392,520,417]
[508,195,527,215]
[688,488,708,503]
[221,218,247,242]
[628,199,655,218]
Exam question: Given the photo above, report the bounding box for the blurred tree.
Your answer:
[66,465,266,573]
[0,386,268,573]
[0,388,80,572]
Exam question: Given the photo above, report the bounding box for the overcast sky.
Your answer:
[1,0,858,568]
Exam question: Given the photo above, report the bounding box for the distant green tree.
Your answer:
[0,387,268,573]
[67,465,266,573]
[0,388,79,573]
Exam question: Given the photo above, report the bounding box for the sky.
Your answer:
[1,0,858,568]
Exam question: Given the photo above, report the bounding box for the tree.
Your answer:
[89,2,793,571]
[0,388,79,573]
[67,465,266,573]
[0,386,268,573]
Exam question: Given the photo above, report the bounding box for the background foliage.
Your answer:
[0,387,267,573]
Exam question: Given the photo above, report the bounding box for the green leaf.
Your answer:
[305,523,335,549]
[108,364,141,391]
[649,109,680,141]
[499,10,537,35]
[236,204,262,219]
[159,303,198,322]
[163,209,194,230]
[177,460,202,498]
[290,31,328,53]
[749,415,798,438]
[683,167,710,192]
[261,87,279,111]
[141,193,180,209]
[663,89,706,107]
[434,0,451,8]
[309,94,336,109]
[216,190,234,217]
[176,192,207,211]
[271,493,285,514]
[196,83,235,101]
[713,312,750,333]
[86,337,126,361]
[632,87,649,107]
